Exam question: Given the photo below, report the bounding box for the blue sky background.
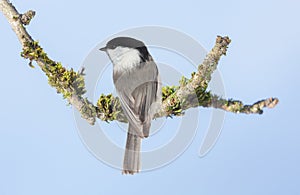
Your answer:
[0,0,299,194]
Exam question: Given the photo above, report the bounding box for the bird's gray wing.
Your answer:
[117,90,143,137]
[131,61,159,137]
[114,61,159,138]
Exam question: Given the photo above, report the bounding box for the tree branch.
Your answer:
[0,0,279,125]
[1,0,97,125]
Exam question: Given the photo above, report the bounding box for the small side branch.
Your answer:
[158,36,232,117]
[20,10,35,25]
[202,95,279,114]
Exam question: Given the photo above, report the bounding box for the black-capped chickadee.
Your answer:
[100,37,161,174]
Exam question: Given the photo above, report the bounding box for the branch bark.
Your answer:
[0,0,279,125]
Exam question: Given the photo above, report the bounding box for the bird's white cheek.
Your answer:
[107,48,141,72]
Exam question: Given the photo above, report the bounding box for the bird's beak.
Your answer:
[99,46,107,51]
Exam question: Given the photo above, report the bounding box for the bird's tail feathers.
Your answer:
[123,124,141,175]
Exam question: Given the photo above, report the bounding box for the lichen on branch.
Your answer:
[21,41,86,99]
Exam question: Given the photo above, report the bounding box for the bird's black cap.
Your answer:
[99,37,146,51]
[100,37,151,62]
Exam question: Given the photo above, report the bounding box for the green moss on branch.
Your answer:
[21,41,86,99]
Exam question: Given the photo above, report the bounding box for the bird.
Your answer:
[100,37,161,174]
